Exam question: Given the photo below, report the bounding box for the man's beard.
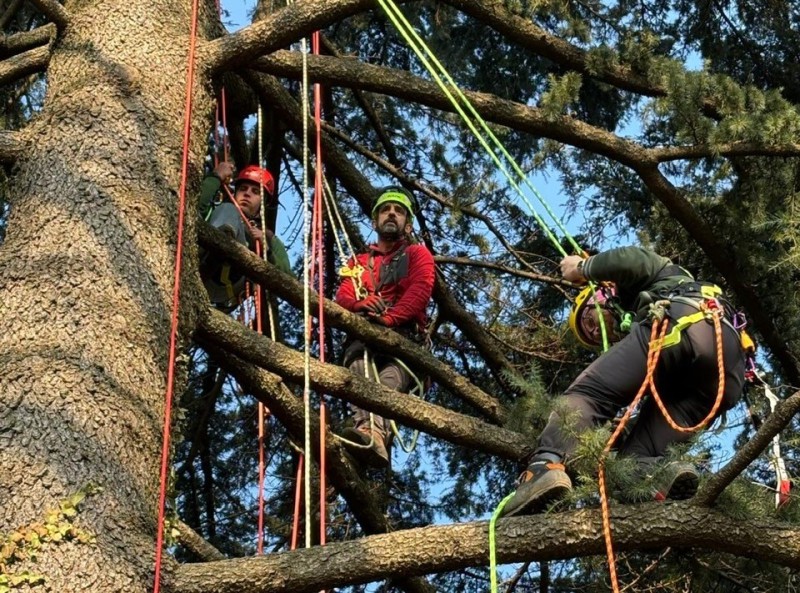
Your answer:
[377,220,403,241]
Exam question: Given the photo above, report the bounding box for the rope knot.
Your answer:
[648,299,671,322]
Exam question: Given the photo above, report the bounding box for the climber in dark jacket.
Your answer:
[502,246,746,516]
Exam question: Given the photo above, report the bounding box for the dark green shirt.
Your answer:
[582,246,694,320]
[198,174,292,275]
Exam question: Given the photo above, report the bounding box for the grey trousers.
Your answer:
[536,300,746,463]
[345,343,413,438]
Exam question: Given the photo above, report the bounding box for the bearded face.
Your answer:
[373,201,411,241]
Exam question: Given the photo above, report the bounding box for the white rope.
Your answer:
[321,176,358,266]
[297,36,313,550]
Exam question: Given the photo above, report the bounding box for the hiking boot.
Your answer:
[653,461,699,501]
[501,460,572,517]
[341,425,390,469]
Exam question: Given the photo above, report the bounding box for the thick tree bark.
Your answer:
[0,44,50,85]
[171,504,800,593]
[0,0,216,590]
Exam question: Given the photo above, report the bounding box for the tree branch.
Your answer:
[201,0,397,74]
[654,142,800,162]
[434,255,572,286]
[172,504,800,593]
[0,24,55,60]
[197,305,531,459]
[0,130,24,164]
[252,51,646,167]
[0,45,50,87]
[694,389,800,506]
[199,346,437,593]
[253,50,800,385]
[174,519,227,562]
[27,0,69,32]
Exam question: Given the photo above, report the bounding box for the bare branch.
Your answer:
[252,51,646,167]
[27,0,69,32]
[201,0,393,74]
[0,45,50,86]
[695,389,800,506]
[0,130,25,164]
[197,305,531,459]
[654,142,800,162]
[172,504,800,593]
[434,255,571,286]
[174,519,226,562]
[0,24,55,60]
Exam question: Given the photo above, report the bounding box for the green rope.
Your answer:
[376,0,567,257]
[377,0,587,256]
[376,0,611,350]
[489,492,515,592]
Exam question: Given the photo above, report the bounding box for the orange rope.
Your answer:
[152,0,201,587]
[598,304,726,593]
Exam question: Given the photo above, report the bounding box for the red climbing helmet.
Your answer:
[235,165,274,195]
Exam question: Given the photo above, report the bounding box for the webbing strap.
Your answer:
[653,310,707,349]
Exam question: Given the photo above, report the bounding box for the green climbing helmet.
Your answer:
[371,186,416,222]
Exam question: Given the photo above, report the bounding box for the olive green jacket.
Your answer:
[582,246,694,320]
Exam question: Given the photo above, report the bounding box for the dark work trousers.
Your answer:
[344,340,413,439]
[536,300,746,464]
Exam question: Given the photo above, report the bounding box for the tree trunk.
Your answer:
[0,0,215,589]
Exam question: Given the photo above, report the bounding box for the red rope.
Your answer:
[599,307,726,592]
[255,241,269,554]
[213,103,220,167]
[311,29,328,549]
[152,0,201,587]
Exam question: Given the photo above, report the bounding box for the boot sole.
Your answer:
[664,470,699,500]
[503,472,572,517]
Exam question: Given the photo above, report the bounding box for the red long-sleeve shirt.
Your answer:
[335,239,435,330]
